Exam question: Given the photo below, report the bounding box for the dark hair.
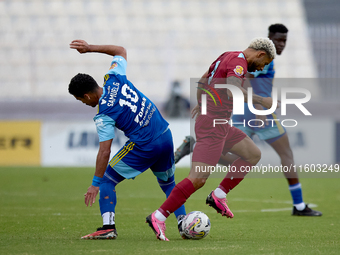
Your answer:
[68,73,98,97]
[268,24,288,35]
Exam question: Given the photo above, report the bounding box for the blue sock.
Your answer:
[157,176,186,221]
[289,183,304,206]
[99,167,125,216]
[99,179,117,215]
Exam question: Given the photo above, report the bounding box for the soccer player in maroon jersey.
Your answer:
[175,24,322,217]
[146,37,276,241]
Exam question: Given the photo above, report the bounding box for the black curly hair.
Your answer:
[68,73,99,98]
[268,24,288,36]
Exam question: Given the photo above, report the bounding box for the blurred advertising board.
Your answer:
[0,121,41,165]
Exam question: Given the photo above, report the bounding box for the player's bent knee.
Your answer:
[250,147,261,165]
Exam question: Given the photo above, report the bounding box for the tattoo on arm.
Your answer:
[226,76,243,88]
[226,76,264,104]
[226,76,246,100]
[242,77,252,90]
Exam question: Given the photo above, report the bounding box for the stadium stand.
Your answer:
[0,0,318,105]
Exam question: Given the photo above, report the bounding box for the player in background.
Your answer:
[174,24,322,216]
[68,40,186,239]
[146,37,276,241]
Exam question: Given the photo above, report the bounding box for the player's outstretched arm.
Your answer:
[70,39,127,60]
[226,76,273,109]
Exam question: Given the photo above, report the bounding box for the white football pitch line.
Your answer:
[231,198,318,212]
[4,199,317,216]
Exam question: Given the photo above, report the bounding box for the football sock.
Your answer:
[218,158,252,194]
[102,212,115,225]
[294,202,306,211]
[192,142,196,151]
[289,183,306,210]
[214,187,227,199]
[155,209,167,222]
[157,178,196,219]
[99,180,117,216]
[99,167,125,223]
[157,176,186,219]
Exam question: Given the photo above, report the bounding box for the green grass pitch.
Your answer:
[1,167,339,255]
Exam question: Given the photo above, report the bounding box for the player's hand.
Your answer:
[260,97,274,110]
[84,185,99,207]
[70,40,91,54]
[191,104,201,119]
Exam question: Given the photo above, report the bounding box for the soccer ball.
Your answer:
[180,211,211,239]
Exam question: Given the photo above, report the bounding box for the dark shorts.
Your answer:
[192,115,247,165]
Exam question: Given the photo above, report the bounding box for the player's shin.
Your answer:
[99,181,117,227]
[157,176,186,221]
[156,178,195,221]
[218,158,253,195]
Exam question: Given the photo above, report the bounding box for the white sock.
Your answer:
[294,202,306,211]
[102,212,115,225]
[214,187,227,199]
[154,210,167,222]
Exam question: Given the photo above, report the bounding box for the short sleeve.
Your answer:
[226,55,247,79]
[106,56,127,76]
[93,114,116,142]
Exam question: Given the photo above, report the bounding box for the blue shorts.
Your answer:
[232,112,286,144]
[106,128,175,182]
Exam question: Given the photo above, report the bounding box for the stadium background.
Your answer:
[0,0,340,167]
[1,1,340,254]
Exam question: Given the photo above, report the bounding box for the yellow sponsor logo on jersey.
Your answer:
[103,74,110,87]
[234,65,244,76]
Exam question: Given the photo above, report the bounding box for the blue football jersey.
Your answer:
[248,60,275,97]
[232,60,276,122]
[93,56,169,144]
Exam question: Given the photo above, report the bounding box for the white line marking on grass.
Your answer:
[232,209,258,213]
[231,199,318,213]
[261,207,292,212]
[233,198,292,204]
[155,246,232,252]
[260,203,317,212]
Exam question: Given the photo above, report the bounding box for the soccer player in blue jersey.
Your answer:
[68,39,186,239]
[175,24,322,216]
